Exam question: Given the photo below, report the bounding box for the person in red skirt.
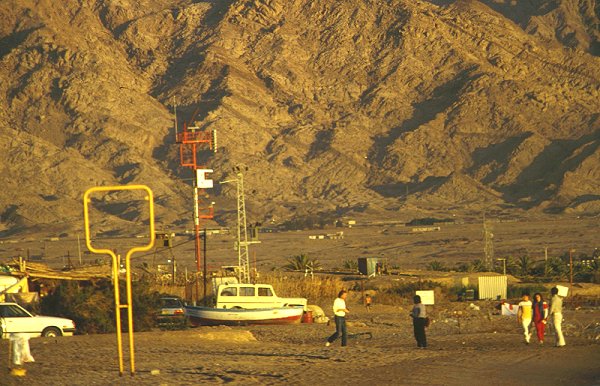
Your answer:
[532,292,549,344]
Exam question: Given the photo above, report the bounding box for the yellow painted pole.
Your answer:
[125,254,135,375]
[113,253,124,376]
[83,185,155,377]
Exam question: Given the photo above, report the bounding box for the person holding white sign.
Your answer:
[410,295,428,348]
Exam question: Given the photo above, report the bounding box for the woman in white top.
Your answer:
[326,290,349,347]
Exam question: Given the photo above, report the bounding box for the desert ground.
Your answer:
[1,217,599,385]
[2,216,598,273]
[2,303,599,386]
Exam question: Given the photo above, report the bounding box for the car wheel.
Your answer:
[42,327,62,338]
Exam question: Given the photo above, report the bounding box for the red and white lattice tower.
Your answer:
[175,118,217,302]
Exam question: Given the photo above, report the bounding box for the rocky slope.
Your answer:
[0,0,598,236]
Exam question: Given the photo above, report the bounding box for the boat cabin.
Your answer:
[215,283,307,310]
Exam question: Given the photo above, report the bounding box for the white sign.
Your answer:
[501,302,518,316]
[196,169,214,189]
[556,285,569,297]
[416,290,435,305]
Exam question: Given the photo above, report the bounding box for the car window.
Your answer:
[161,298,183,308]
[220,287,237,296]
[239,287,255,296]
[258,287,273,296]
[0,305,30,317]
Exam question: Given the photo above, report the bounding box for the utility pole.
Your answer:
[203,228,208,305]
[77,234,83,265]
[569,249,575,287]
[544,246,548,276]
[483,213,494,271]
[496,258,506,275]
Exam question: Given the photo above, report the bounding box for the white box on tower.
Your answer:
[196,169,214,189]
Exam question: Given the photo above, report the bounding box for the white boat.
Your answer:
[185,305,304,326]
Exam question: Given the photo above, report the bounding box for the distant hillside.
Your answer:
[0,0,598,236]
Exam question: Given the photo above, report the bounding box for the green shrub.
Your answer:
[427,261,446,271]
[506,284,548,300]
[387,280,441,297]
[447,285,478,300]
[41,278,162,334]
[343,259,358,271]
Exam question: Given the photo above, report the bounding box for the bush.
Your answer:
[263,273,342,303]
[343,259,358,271]
[447,285,478,300]
[41,278,162,334]
[506,284,548,300]
[387,280,442,297]
[427,261,446,271]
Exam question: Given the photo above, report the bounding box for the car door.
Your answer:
[0,304,39,336]
[0,309,5,338]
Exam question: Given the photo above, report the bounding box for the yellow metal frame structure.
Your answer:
[83,185,155,376]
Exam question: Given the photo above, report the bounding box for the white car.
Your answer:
[0,302,76,338]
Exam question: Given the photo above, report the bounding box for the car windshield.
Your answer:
[0,304,31,317]
[161,299,183,308]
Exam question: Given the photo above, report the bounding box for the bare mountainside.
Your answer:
[0,0,599,236]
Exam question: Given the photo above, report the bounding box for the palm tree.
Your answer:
[517,255,534,276]
[343,259,358,271]
[545,257,568,279]
[284,254,321,271]
[427,261,446,271]
[590,259,600,283]
[469,259,486,272]
[504,256,519,275]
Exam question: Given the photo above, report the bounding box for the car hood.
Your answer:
[33,315,75,326]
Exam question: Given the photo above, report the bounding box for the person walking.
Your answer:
[410,295,427,348]
[517,294,533,344]
[549,287,566,347]
[365,294,372,312]
[532,292,549,344]
[326,290,349,347]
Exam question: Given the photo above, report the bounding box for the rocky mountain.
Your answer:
[0,0,599,236]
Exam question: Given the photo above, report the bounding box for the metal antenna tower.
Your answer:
[483,213,494,271]
[221,169,260,283]
[174,105,217,302]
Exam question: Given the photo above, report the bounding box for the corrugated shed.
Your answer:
[478,276,507,300]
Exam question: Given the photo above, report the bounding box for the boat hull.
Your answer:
[185,305,304,326]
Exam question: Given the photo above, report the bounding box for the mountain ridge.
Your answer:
[0,0,599,236]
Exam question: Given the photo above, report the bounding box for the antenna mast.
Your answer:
[221,169,260,283]
[483,213,494,271]
[175,109,217,303]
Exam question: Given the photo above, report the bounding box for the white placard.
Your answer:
[196,169,214,189]
[501,302,518,316]
[556,285,569,297]
[416,290,435,305]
